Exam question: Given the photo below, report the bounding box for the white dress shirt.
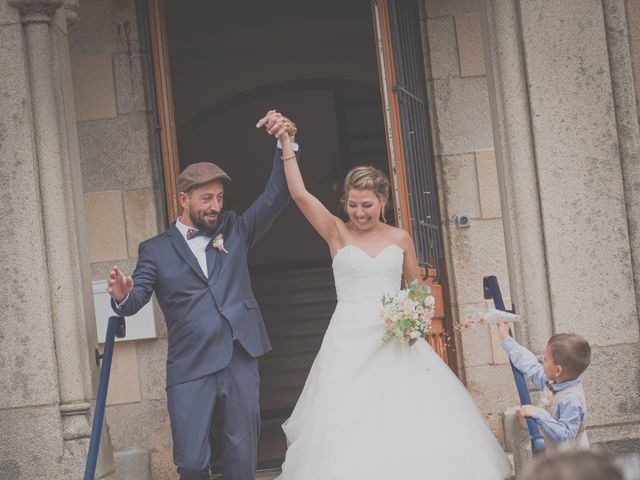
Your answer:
[277,139,299,151]
[175,217,212,276]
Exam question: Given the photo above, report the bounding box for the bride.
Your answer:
[258,112,512,479]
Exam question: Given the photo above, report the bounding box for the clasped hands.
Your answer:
[256,110,296,144]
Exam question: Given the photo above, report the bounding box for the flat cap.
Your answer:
[178,162,231,193]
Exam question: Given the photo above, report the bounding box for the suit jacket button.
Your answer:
[220,307,224,312]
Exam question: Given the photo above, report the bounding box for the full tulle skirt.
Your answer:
[276,300,512,480]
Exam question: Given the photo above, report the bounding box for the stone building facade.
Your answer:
[1,0,638,478]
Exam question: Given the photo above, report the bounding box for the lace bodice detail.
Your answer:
[332,244,404,304]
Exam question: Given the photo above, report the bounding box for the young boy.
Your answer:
[497,318,591,450]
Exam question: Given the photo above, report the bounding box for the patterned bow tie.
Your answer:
[186,228,205,240]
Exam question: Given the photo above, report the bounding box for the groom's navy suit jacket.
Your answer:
[113,150,290,387]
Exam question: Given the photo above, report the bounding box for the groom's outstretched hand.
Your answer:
[108,266,133,304]
[256,110,296,143]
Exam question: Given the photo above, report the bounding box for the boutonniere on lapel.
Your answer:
[212,234,229,254]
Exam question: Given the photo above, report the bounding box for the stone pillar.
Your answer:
[602,0,640,322]
[0,1,63,477]
[0,0,116,477]
[628,0,640,340]
[483,0,554,353]
[484,0,640,454]
[11,0,94,442]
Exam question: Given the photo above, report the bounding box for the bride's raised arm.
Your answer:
[257,111,341,245]
[280,137,341,244]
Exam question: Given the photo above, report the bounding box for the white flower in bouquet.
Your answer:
[380,279,435,346]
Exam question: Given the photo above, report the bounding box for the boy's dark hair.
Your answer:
[547,333,591,379]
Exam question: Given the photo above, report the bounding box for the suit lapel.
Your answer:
[207,219,228,280]
[213,249,227,282]
[167,224,207,282]
[206,242,217,279]
[210,229,231,282]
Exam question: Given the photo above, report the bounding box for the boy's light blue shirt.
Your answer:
[501,336,586,446]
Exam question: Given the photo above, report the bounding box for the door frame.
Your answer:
[148,0,180,223]
[372,0,457,371]
[146,0,457,371]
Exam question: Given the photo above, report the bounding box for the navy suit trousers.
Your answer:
[168,342,260,480]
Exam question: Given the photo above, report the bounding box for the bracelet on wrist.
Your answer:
[282,153,296,161]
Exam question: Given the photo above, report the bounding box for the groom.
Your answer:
[107,111,297,479]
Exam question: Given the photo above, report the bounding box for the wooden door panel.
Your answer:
[372,0,456,370]
[148,0,181,222]
[428,283,445,318]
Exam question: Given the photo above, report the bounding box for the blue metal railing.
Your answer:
[483,276,545,455]
[84,316,126,480]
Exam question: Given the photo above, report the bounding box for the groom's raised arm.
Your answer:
[237,146,295,248]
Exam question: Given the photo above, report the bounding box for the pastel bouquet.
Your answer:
[381,280,435,346]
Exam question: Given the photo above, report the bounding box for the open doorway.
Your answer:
[163,0,391,468]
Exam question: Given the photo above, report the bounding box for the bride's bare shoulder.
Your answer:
[378,225,411,250]
[384,224,410,240]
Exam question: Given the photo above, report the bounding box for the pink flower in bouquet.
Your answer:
[399,299,412,316]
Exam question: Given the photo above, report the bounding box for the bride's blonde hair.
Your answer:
[340,166,390,222]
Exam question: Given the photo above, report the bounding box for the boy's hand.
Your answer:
[496,317,512,340]
[518,405,544,418]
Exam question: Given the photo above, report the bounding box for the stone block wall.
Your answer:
[59,1,640,477]
[68,0,175,477]
[422,0,517,448]
[66,2,519,476]
[1,0,119,477]
[484,0,640,459]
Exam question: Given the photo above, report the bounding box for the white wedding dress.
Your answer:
[276,244,512,480]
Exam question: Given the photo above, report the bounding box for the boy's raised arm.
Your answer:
[498,319,548,391]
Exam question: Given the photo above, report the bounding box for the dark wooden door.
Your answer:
[372,0,456,368]
[252,267,336,467]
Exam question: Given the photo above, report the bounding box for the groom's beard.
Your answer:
[189,207,219,236]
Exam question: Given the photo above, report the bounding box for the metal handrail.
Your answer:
[84,316,126,480]
[483,276,545,455]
